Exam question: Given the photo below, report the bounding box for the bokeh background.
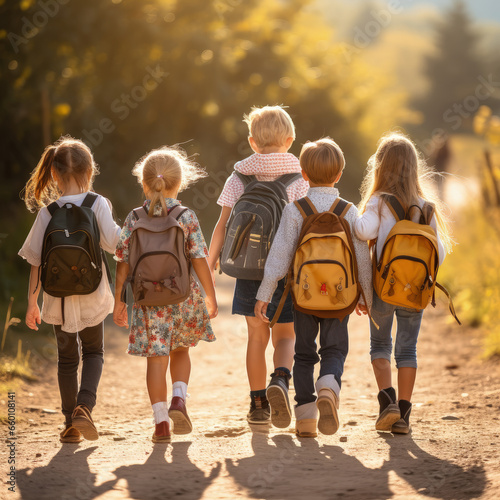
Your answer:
[1,0,500,377]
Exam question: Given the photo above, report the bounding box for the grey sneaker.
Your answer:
[266,370,292,428]
[376,389,401,431]
[247,396,271,424]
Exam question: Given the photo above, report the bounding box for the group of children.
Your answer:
[19,105,451,444]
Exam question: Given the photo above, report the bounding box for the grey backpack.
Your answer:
[220,172,302,280]
[122,205,191,306]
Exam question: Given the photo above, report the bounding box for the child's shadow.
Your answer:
[111,441,221,499]
[379,433,486,499]
[226,430,391,499]
[16,446,115,500]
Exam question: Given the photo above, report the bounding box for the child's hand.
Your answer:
[26,303,41,331]
[254,300,270,323]
[113,302,129,328]
[355,303,368,316]
[205,295,218,319]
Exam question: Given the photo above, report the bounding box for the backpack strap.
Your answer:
[294,197,317,219]
[168,205,189,221]
[422,202,435,225]
[276,172,303,188]
[81,192,98,209]
[47,201,60,216]
[132,206,148,220]
[234,171,257,187]
[434,282,461,325]
[382,194,406,222]
[269,275,292,328]
[330,198,352,218]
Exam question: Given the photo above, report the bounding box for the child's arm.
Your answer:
[354,196,381,241]
[192,258,218,319]
[346,206,374,312]
[207,206,231,271]
[254,204,301,323]
[96,196,121,254]
[113,261,129,328]
[26,265,41,331]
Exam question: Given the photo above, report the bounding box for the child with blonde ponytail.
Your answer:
[113,146,217,443]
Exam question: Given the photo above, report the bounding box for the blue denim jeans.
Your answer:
[370,291,423,369]
[293,310,349,407]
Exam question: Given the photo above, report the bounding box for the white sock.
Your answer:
[152,401,169,424]
[172,381,188,400]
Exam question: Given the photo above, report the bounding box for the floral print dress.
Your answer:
[114,198,215,357]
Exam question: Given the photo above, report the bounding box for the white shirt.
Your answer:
[354,194,446,266]
[19,192,121,333]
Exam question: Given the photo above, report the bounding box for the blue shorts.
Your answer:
[232,278,294,324]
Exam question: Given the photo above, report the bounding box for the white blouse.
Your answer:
[19,192,121,333]
[354,194,446,266]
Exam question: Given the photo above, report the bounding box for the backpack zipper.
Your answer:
[44,229,99,263]
[296,259,348,287]
[381,255,430,280]
[43,245,97,271]
[297,235,355,285]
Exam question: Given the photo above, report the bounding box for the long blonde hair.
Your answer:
[132,146,207,216]
[359,132,454,252]
[23,136,97,212]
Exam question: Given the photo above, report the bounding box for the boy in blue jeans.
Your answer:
[255,138,372,437]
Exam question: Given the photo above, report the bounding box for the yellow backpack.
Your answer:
[374,195,460,324]
[270,197,361,327]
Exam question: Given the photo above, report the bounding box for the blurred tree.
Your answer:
[0,0,412,316]
[414,0,483,133]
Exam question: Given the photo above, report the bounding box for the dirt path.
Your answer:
[2,275,500,500]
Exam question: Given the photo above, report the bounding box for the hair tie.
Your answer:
[157,174,163,179]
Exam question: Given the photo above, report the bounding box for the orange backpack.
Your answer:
[374,195,460,324]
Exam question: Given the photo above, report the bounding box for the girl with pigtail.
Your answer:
[113,146,217,443]
[19,136,121,443]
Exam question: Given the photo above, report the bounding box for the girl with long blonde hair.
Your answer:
[355,132,453,434]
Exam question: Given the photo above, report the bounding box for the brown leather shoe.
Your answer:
[60,423,83,443]
[168,397,193,435]
[71,405,98,441]
[152,421,172,443]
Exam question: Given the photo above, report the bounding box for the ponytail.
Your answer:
[147,174,168,216]
[23,145,59,212]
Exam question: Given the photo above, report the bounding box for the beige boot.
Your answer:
[316,375,340,435]
[296,418,318,438]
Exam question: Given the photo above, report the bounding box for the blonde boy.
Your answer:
[254,138,372,437]
[209,106,309,425]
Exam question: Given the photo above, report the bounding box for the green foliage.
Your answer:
[439,206,500,357]
[1,0,413,316]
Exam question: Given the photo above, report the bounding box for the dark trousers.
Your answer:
[293,310,349,407]
[54,322,104,423]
